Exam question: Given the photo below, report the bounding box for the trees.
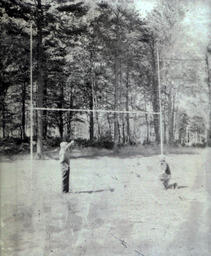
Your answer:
[147,0,185,144]
[90,3,151,147]
[0,0,177,146]
[206,43,211,146]
[1,0,89,147]
[0,10,30,139]
[0,0,208,151]
[34,0,88,157]
[177,111,189,145]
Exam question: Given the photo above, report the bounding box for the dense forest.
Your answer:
[0,0,210,157]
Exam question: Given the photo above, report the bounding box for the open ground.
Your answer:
[0,146,211,256]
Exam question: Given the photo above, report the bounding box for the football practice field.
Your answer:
[1,147,210,256]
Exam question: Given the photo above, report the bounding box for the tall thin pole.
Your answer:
[30,23,33,163]
[206,53,211,145]
[157,47,164,155]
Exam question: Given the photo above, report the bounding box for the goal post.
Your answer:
[30,23,33,166]
[29,25,164,163]
[157,47,164,156]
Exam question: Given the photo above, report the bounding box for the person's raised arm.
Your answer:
[65,140,75,150]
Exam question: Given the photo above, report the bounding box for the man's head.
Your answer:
[160,155,167,170]
[60,142,68,149]
[160,160,166,168]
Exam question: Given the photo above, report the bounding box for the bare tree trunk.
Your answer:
[162,98,166,144]
[93,76,100,139]
[89,81,94,142]
[89,45,95,142]
[150,40,160,143]
[114,53,119,151]
[58,83,64,139]
[89,96,94,141]
[174,107,178,141]
[164,120,167,144]
[168,94,174,145]
[118,57,123,144]
[122,114,125,144]
[144,114,149,144]
[21,81,26,140]
[43,77,47,139]
[58,112,63,139]
[172,94,176,140]
[113,10,122,151]
[107,113,112,137]
[95,112,101,139]
[117,118,121,144]
[162,86,167,144]
[67,88,73,137]
[36,0,44,159]
[208,82,211,145]
[143,91,150,144]
[125,61,130,143]
[2,101,6,138]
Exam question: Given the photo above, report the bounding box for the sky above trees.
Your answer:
[135,0,211,56]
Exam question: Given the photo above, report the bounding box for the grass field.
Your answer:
[0,146,210,256]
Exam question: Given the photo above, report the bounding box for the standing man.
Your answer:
[59,140,75,193]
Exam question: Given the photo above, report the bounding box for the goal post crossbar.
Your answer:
[33,107,161,115]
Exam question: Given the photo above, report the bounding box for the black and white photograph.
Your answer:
[0,0,211,255]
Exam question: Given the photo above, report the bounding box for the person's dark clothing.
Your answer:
[62,166,70,193]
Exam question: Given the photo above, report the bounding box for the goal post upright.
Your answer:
[30,23,33,164]
[157,47,164,156]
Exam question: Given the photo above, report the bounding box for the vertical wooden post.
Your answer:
[206,51,211,146]
[157,47,163,155]
[30,23,33,164]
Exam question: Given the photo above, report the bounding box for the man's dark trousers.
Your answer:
[62,167,70,193]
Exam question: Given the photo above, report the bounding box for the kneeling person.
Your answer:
[160,158,177,190]
[59,140,75,193]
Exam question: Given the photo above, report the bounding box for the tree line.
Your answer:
[0,0,209,157]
